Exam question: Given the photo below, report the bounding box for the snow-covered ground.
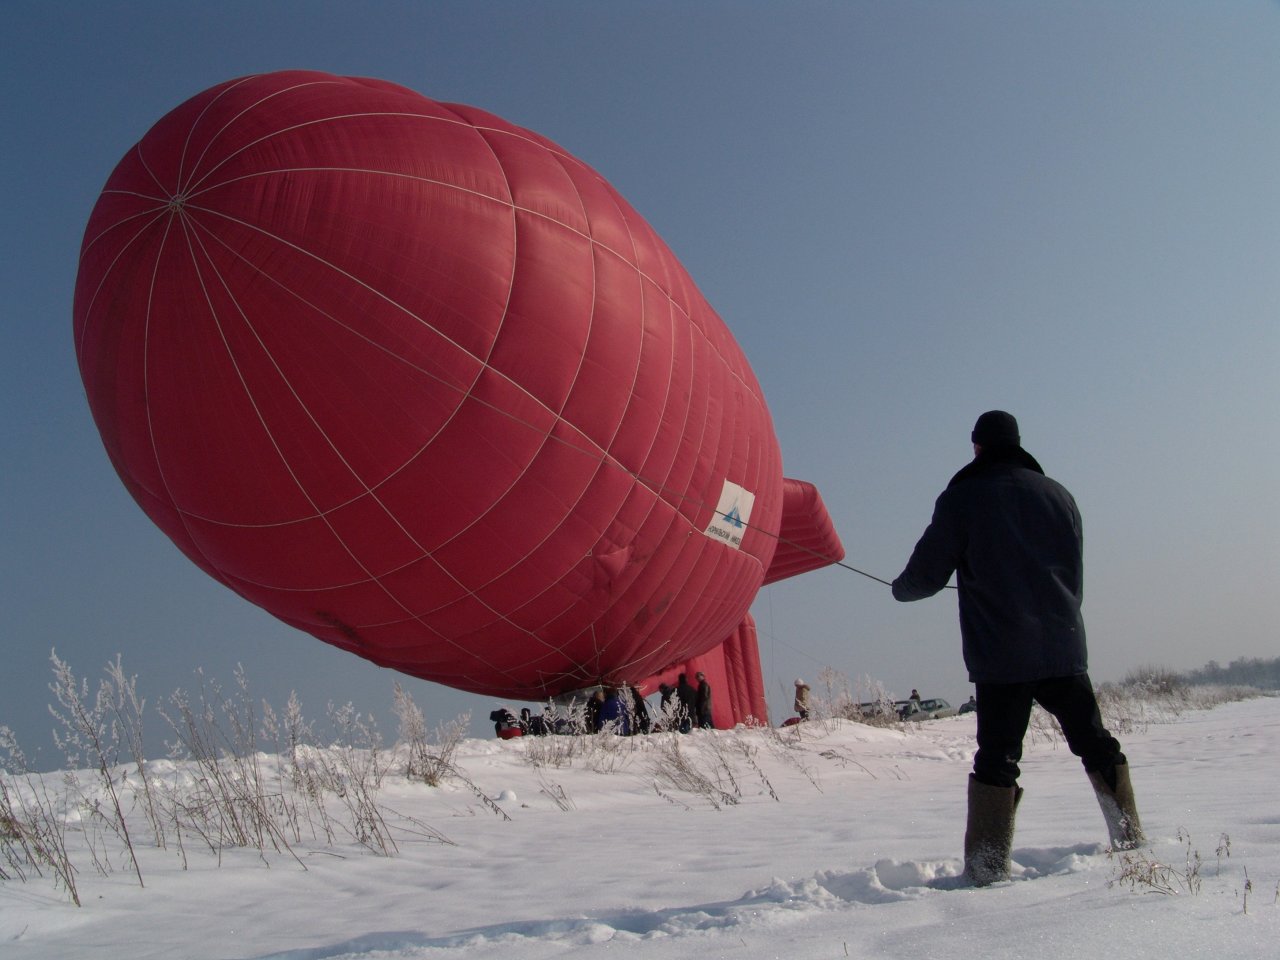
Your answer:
[3,695,1277,960]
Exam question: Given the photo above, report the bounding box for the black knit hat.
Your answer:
[971,410,1020,447]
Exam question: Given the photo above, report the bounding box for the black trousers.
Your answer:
[973,674,1125,788]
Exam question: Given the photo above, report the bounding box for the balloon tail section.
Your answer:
[762,478,845,585]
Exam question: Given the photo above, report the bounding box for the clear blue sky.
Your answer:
[3,1,1276,767]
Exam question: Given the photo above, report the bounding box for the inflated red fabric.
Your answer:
[761,478,845,585]
[74,71,790,701]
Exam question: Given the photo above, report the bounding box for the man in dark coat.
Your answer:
[694,671,714,729]
[892,411,1143,885]
[675,673,697,733]
[584,688,605,734]
[628,686,651,734]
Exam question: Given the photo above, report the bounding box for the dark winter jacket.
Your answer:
[629,687,651,734]
[891,446,1088,684]
[675,676,697,731]
[676,677,697,713]
[695,678,713,728]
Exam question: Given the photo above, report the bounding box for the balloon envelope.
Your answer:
[74,71,791,701]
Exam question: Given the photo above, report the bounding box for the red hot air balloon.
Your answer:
[74,71,843,727]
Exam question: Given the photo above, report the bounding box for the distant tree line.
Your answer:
[1179,656,1280,691]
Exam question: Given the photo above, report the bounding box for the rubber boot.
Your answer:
[1088,762,1144,850]
[963,774,1023,886]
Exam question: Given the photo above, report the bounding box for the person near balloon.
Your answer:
[489,707,521,737]
[891,410,1143,886]
[675,674,697,733]
[793,679,811,721]
[596,688,632,735]
[584,689,606,734]
[520,706,551,736]
[695,671,714,729]
[628,687,652,734]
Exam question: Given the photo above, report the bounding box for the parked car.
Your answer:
[917,697,956,719]
[896,697,956,720]
[855,700,895,719]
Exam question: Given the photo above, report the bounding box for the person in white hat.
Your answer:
[793,679,810,721]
